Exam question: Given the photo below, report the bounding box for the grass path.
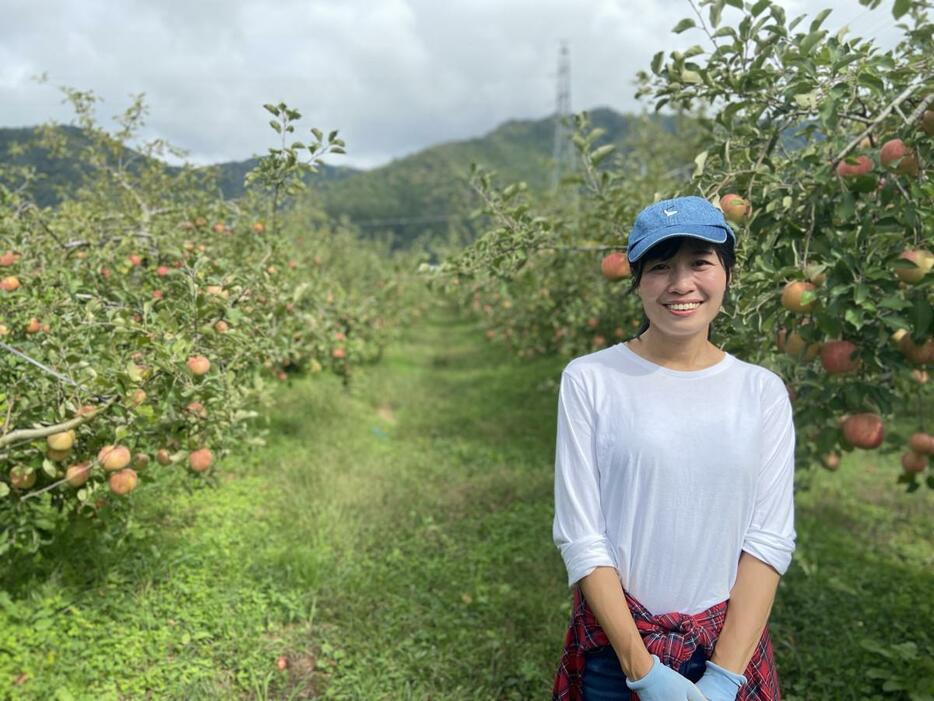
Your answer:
[1,305,931,700]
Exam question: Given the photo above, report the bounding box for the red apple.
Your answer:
[109,469,139,495]
[779,328,821,362]
[894,249,933,284]
[9,466,36,490]
[922,110,934,136]
[820,452,841,471]
[185,401,208,418]
[98,444,132,471]
[894,331,934,365]
[47,430,76,451]
[901,451,928,473]
[908,432,934,455]
[189,448,214,472]
[0,276,21,292]
[720,194,751,224]
[186,355,211,376]
[880,139,920,176]
[820,340,860,375]
[0,251,19,267]
[781,281,817,313]
[65,462,92,487]
[835,155,873,178]
[841,413,884,449]
[601,252,631,280]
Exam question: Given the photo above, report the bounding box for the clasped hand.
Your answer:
[625,654,747,701]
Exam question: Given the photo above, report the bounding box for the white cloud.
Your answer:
[0,0,910,169]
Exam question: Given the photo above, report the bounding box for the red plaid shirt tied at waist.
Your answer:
[553,584,780,700]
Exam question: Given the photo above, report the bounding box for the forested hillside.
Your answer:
[1,108,676,247]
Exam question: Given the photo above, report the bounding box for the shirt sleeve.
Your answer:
[741,382,797,575]
[552,369,617,588]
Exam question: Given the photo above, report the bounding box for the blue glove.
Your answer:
[625,654,706,701]
[694,659,748,701]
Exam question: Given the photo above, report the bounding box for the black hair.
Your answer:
[626,235,736,341]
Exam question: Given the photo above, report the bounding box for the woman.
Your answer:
[551,195,796,701]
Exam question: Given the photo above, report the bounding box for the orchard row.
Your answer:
[0,98,424,554]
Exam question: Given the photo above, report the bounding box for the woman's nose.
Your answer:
[667,266,696,292]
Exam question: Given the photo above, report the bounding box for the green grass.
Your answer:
[0,305,931,700]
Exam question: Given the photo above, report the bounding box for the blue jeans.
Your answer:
[582,645,708,700]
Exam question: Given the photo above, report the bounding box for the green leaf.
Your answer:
[0,483,9,498]
[858,71,885,94]
[809,8,833,31]
[673,18,696,33]
[844,308,863,329]
[854,283,869,304]
[262,103,278,116]
[590,144,616,166]
[751,0,770,16]
[651,51,664,74]
[794,91,820,109]
[693,150,709,178]
[892,0,910,19]
[681,69,703,84]
[709,0,725,28]
[800,30,826,55]
[269,120,282,134]
[725,0,743,8]
[910,298,932,338]
[126,361,143,382]
[42,459,58,478]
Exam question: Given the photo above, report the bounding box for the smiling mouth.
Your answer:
[663,302,703,311]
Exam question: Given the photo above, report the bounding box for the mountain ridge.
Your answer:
[0,107,673,246]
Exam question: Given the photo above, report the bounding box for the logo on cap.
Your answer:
[664,208,678,217]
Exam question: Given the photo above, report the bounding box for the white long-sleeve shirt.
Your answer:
[552,342,796,617]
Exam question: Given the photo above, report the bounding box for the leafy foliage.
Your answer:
[0,91,423,555]
[434,0,933,487]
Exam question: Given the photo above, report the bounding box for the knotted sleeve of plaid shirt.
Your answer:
[552,584,781,701]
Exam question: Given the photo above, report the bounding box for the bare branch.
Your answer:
[0,398,116,450]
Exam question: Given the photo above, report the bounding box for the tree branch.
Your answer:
[831,84,927,168]
[0,398,116,450]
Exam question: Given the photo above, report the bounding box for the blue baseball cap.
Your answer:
[626,195,735,263]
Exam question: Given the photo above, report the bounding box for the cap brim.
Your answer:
[627,224,732,263]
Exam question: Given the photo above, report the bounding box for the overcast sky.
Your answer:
[0,0,907,169]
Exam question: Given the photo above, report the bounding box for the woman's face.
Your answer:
[635,239,728,340]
